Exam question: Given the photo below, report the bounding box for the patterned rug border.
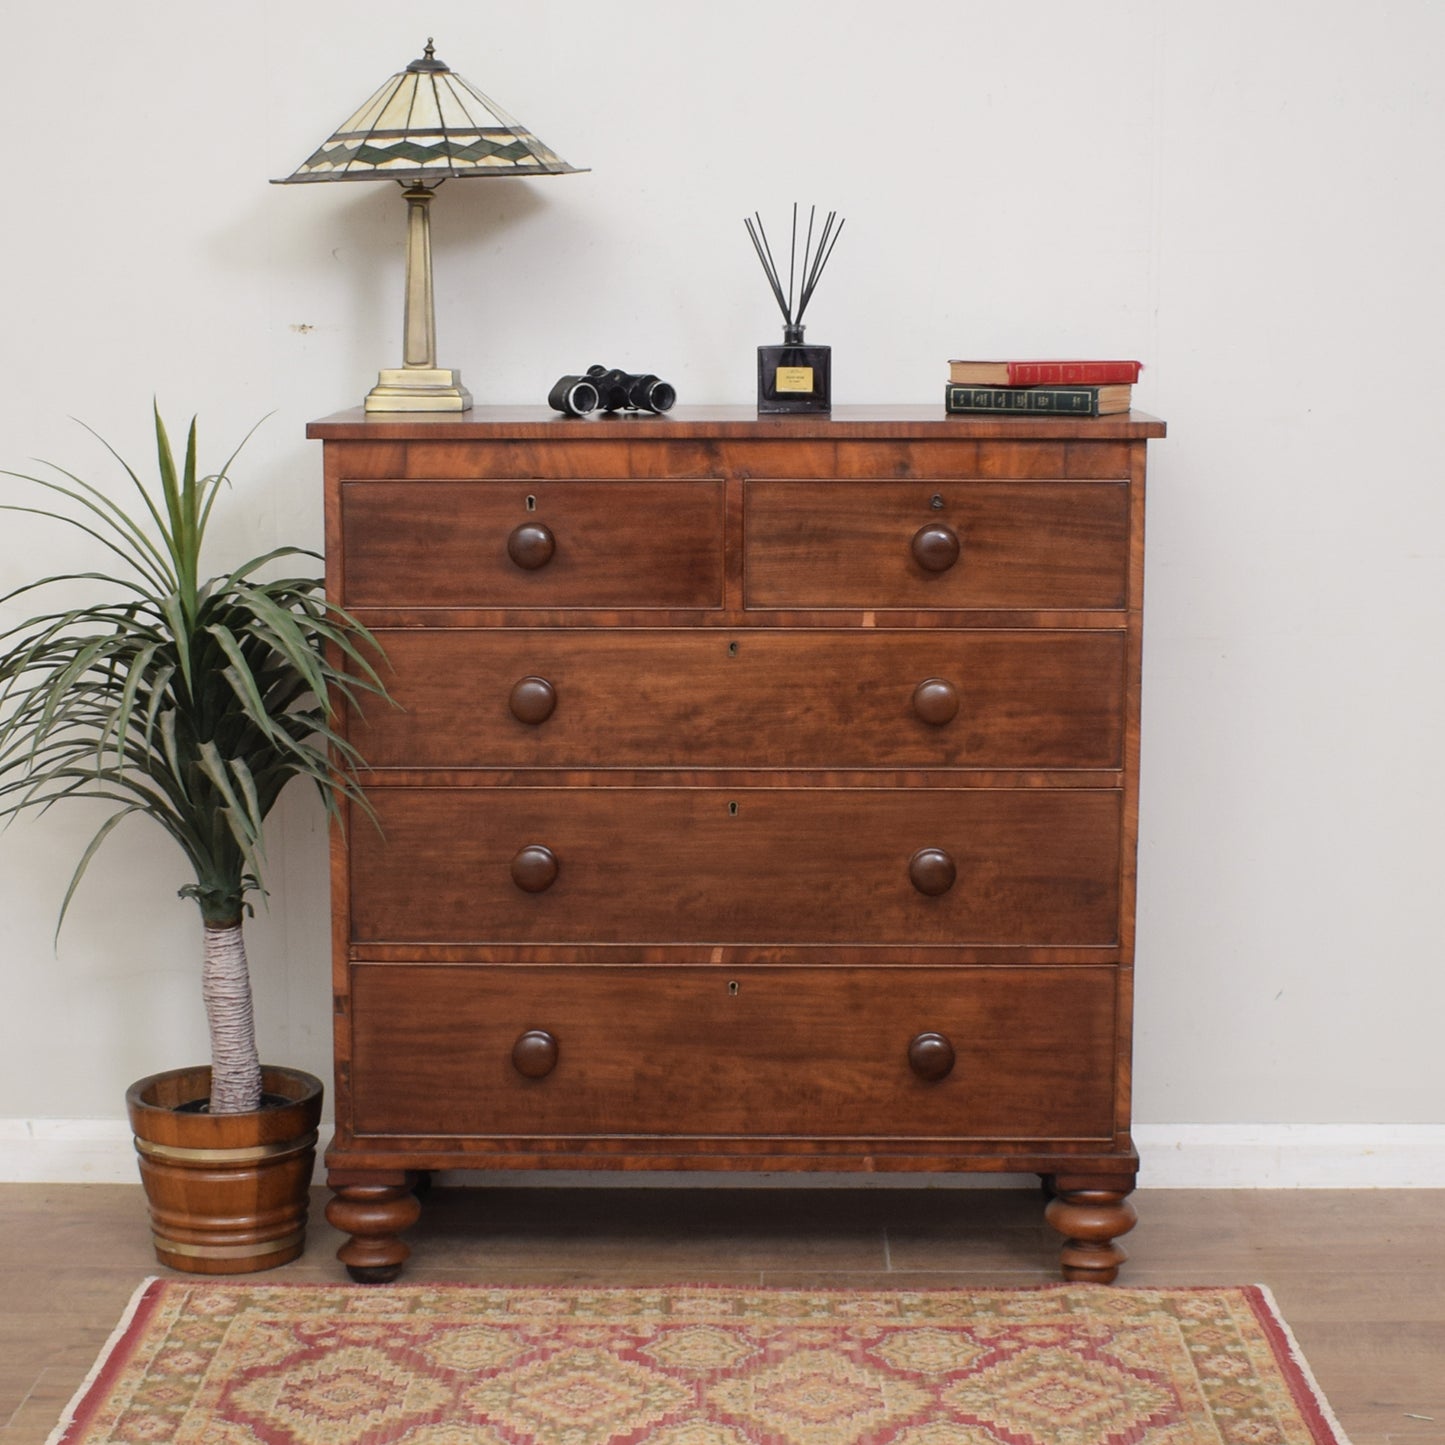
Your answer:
[1237,1282,1351,1445]
[49,1278,1352,1445]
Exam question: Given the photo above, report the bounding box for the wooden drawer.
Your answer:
[348,964,1117,1141]
[349,787,1121,946]
[340,479,725,608]
[353,628,1127,770]
[744,479,1129,610]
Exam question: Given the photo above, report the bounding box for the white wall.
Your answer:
[2,2,1443,1165]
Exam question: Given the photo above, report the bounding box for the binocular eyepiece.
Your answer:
[549,365,676,417]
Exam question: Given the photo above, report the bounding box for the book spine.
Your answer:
[1006,361,1141,385]
[945,384,1102,416]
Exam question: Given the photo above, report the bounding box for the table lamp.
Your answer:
[273,39,586,412]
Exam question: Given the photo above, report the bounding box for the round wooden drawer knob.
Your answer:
[908,1031,956,1082]
[509,676,557,724]
[510,844,559,893]
[512,1029,559,1078]
[912,678,959,726]
[507,522,556,570]
[910,523,960,573]
[909,847,957,896]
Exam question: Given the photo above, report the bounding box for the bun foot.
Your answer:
[345,1263,406,1285]
[1044,1175,1138,1283]
[327,1174,422,1284]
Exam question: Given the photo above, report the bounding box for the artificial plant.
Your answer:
[0,409,386,1113]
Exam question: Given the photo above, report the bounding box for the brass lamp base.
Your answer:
[365,368,473,413]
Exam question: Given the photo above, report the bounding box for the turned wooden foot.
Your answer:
[1044,1174,1138,1283]
[326,1173,422,1283]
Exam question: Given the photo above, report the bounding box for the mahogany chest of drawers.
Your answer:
[309,404,1166,1282]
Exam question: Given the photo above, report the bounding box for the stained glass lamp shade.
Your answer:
[273,40,586,412]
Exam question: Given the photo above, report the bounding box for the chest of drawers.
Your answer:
[309,404,1165,1283]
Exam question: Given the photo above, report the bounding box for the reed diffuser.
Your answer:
[746,204,845,414]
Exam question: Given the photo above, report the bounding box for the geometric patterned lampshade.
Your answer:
[274,41,585,185]
[273,41,586,412]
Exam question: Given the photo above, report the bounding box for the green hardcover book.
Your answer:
[944,383,1131,417]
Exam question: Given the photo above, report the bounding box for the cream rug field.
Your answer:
[50,1280,1349,1444]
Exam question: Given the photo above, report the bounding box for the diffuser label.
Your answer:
[776,366,814,393]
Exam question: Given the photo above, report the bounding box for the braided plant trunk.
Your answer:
[201,920,263,1114]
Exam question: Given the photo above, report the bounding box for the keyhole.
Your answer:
[525,494,537,512]
[728,801,739,817]
[727,980,740,996]
[727,640,739,657]
[930,493,945,510]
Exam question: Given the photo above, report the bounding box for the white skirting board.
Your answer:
[1,1120,1443,1188]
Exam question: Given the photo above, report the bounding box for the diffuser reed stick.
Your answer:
[745,204,846,336]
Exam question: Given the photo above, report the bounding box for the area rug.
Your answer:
[49,1281,1349,1445]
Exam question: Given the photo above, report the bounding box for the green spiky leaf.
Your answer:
[0,413,391,929]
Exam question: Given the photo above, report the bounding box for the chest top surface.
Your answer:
[308,403,1166,442]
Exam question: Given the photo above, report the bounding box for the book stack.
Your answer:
[944,359,1142,417]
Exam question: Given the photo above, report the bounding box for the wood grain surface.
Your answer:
[318,411,1160,1281]
[351,628,1127,770]
[348,964,1117,1142]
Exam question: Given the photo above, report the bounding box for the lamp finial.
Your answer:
[408,38,448,73]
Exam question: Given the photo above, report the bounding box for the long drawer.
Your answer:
[349,964,1118,1140]
[340,479,725,608]
[349,787,1122,946]
[352,628,1127,770]
[744,479,1130,610]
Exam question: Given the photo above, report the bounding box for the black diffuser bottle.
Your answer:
[758,322,832,415]
[747,205,844,415]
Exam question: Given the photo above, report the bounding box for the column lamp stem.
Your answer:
[402,184,437,369]
[364,180,472,412]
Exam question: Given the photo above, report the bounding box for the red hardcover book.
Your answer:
[948,359,1143,386]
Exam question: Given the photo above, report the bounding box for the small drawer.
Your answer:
[352,628,1127,771]
[340,479,725,608]
[349,787,1122,947]
[744,479,1129,610]
[349,963,1118,1141]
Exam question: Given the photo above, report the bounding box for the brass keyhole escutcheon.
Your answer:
[727,980,740,996]
[728,801,739,816]
[525,494,538,512]
[930,493,945,510]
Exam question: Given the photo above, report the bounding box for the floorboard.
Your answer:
[1,1184,1439,1443]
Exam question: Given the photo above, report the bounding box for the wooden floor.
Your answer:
[1,1183,1439,1443]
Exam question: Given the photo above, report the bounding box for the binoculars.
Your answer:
[548,365,676,417]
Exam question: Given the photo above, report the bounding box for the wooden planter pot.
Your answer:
[126,1065,324,1274]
